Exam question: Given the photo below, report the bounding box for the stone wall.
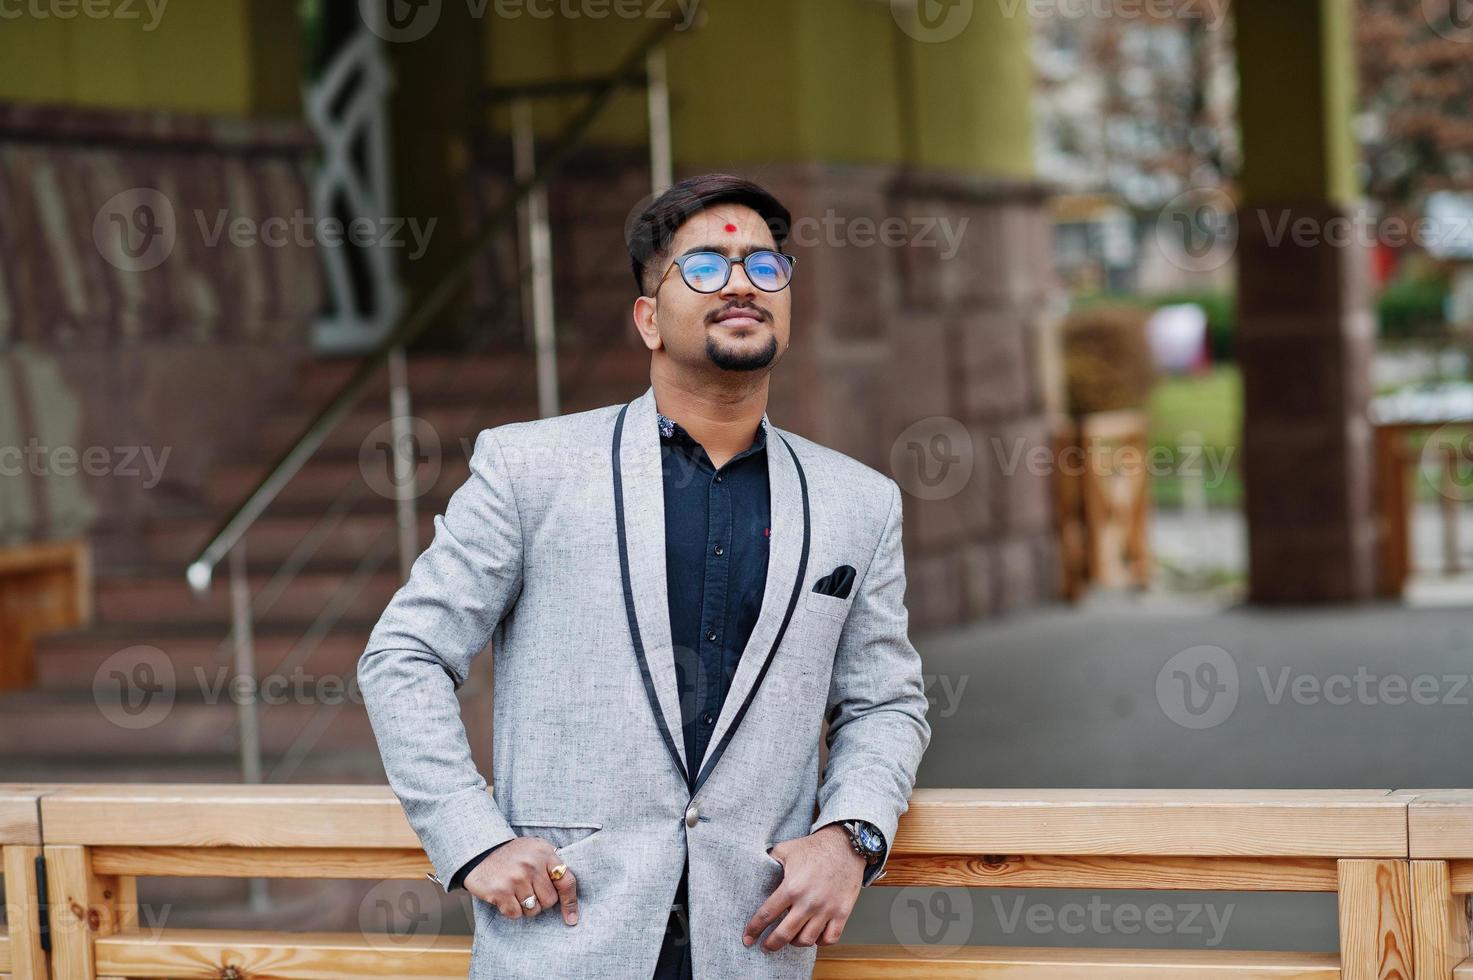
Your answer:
[0,102,323,565]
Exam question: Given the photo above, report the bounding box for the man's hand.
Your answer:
[464,837,580,926]
[742,823,865,952]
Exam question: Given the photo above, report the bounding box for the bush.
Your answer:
[1062,304,1159,414]
[1377,277,1448,342]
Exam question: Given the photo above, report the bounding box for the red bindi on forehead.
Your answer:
[723,223,737,233]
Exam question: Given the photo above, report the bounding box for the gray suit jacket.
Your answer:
[358,384,931,978]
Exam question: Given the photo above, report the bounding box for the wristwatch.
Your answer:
[840,819,886,866]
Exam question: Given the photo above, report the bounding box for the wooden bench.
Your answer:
[0,540,90,692]
[0,785,48,980]
[18,785,1438,978]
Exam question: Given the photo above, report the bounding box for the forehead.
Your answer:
[669,203,777,254]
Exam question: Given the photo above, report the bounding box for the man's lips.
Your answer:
[712,308,765,327]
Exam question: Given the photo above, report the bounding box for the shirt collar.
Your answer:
[657,411,767,449]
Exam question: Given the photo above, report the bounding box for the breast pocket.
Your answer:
[804,589,853,622]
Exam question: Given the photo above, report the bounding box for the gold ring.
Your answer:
[550,863,567,881]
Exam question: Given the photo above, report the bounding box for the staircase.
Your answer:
[0,346,651,787]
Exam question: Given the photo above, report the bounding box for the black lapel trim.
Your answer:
[612,401,690,786]
[690,431,810,799]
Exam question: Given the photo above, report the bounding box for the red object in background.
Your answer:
[1192,333,1212,375]
[1371,240,1397,287]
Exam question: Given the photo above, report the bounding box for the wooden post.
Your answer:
[1410,860,1470,980]
[3,844,48,980]
[44,844,126,980]
[1338,858,1414,980]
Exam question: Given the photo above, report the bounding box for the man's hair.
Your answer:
[626,173,792,296]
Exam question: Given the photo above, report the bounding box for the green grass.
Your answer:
[1147,365,1243,509]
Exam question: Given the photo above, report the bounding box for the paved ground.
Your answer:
[844,590,1473,955]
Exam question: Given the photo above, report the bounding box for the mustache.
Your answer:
[707,302,770,323]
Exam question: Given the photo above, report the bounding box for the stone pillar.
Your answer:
[1233,0,1376,602]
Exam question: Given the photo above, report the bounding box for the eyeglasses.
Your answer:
[655,249,797,294]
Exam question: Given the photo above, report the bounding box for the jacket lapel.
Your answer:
[613,385,690,783]
[611,384,811,797]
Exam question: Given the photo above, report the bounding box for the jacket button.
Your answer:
[685,803,700,827]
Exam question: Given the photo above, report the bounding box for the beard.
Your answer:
[706,330,779,372]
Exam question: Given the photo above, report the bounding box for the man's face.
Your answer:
[637,203,791,374]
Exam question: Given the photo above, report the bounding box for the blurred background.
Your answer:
[3,0,1473,959]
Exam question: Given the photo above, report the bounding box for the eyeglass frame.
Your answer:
[650,248,799,296]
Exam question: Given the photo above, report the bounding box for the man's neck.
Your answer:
[651,373,768,470]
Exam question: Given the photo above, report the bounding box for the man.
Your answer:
[358,173,931,979]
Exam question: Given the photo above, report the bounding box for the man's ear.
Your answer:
[632,294,662,351]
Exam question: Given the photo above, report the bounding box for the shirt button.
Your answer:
[705,629,717,642]
[701,710,714,725]
[714,474,722,483]
[713,545,723,556]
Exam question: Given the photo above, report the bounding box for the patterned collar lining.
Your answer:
[658,411,767,441]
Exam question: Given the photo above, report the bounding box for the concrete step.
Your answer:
[0,689,376,757]
[143,511,438,566]
[206,457,470,511]
[291,346,649,405]
[96,567,402,626]
[258,402,508,462]
[34,624,375,691]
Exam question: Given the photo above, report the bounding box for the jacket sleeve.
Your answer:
[810,478,932,886]
[357,428,524,893]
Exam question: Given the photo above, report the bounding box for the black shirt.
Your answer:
[657,410,771,786]
[449,409,771,889]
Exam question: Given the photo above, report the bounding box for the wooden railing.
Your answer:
[6,786,1473,978]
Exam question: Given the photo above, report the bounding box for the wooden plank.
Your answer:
[44,786,1415,856]
[96,927,472,979]
[3,845,48,980]
[1410,792,1473,860]
[813,946,1342,978]
[91,846,432,880]
[877,854,1339,892]
[41,784,427,849]
[0,787,43,849]
[892,790,1413,858]
[1338,859,1414,980]
[1412,860,1470,980]
[43,844,125,980]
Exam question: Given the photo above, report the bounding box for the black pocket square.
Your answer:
[812,564,857,599]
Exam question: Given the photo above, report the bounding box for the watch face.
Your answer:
[856,823,884,855]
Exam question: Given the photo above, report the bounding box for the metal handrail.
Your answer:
[185,13,690,594]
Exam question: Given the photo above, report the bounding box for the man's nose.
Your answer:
[719,260,758,298]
